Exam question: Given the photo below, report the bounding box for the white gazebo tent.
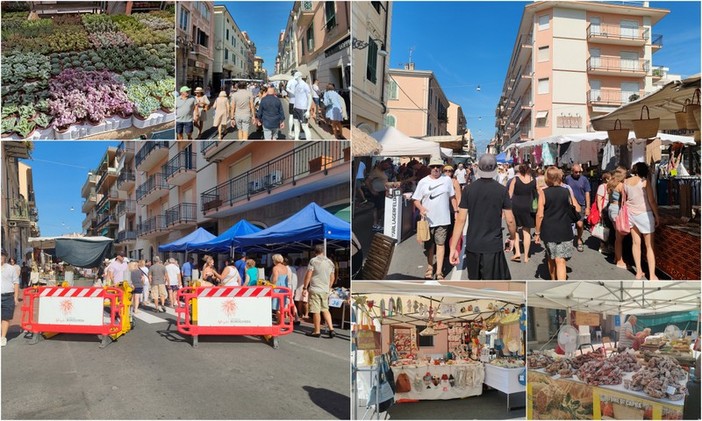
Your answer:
[370,127,443,158]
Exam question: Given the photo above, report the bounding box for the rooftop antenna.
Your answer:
[408,47,415,65]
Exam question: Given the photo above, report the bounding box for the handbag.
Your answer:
[587,201,600,225]
[590,222,610,241]
[395,372,412,393]
[368,355,395,412]
[531,196,538,213]
[615,203,631,234]
[567,197,581,224]
[416,216,430,242]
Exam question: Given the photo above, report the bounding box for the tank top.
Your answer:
[541,186,575,243]
[221,266,240,286]
[624,178,651,216]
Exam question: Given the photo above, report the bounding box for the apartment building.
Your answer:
[295,1,351,90]
[213,5,252,92]
[276,13,298,76]
[351,1,392,134]
[242,31,257,78]
[82,141,350,262]
[253,56,266,81]
[386,66,450,137]
[177,1,215,89]
[2,142,40,263]
[495,1,668,150]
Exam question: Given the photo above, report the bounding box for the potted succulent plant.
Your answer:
[15,117,36,139]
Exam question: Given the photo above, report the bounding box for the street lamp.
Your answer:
[352,37,388,57]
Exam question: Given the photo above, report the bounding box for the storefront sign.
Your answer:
[384,189,403,242]
[195,60,207,69]
[325,36,350,58]
[575,311,600,326]
[593,387,683,420]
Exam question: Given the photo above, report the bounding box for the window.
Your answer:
[179,7,189,31]
[538,46,549,62]
[386,80,398,100]
[225,49,228,60]
[537,78,549,94]
[197,29,208,47]
[538,15,550,30]
[226,29,229,40]
[366,37,378,83]
[416,326,434,347]
[324,1,337,30]
[371,1,382,13]
[535,110,548,127]
[384,114,396,128]
[306,25,314,53]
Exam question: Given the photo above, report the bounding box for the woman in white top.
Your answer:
[220,261,242,286]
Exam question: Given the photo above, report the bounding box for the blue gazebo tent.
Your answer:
[186,219,262,253]
[158,227,216,252]
[495,152,512,164]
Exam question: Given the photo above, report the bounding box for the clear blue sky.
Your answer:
[389,1,701,155]
[21,141,119,237]
[215,1,293,75]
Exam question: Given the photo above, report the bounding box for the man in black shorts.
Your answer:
[449,154,517,280]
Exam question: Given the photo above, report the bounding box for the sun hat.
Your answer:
[179,86,191,93]
[194,87,204,93]
[218,91,227,97]
[428,156,444,167]
[443,164,454,171]
[477,154,498,179]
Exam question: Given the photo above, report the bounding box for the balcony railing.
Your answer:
[164,151,197,179]
[651,33,663,48]
[587,89,644,106]
[136,173,168,202]
[201,141,346,212]
[165,203,197,226]
[96,211,117,228]
[117,230,137,243]
[8,198,29,222]
[586,22,647,41]
[135,141,169,169]
[117,141,135,157]
[137,215,167,236]
[117,171,135,187]
[587,57,649,74]
[116,200,136,215]
[201,140,218,154]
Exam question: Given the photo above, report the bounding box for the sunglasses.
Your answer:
[430,165,442,169]
[444,170,453,173]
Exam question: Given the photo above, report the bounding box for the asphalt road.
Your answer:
[1,302,350,420]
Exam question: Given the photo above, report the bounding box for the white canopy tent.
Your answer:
[516,132,695,148]
[370,127,443,158]
[528,281,701,316]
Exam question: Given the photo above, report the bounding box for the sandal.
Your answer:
[424,267,434,279]
[577,241,584,252]
[435,273,444,280]
[510,255,521,262]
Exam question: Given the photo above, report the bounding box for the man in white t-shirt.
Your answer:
[164,258,182,307]
[454,163,468,188]
[412,156,457,280]
[286,72,312,141]
[1,251,20,347]
[105,253,128,286]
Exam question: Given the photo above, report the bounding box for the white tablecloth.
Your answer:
[390,363,484,400]
[484,364,526,394]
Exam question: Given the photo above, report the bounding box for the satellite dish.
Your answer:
[664,325,682,341]
[558,325,579,357]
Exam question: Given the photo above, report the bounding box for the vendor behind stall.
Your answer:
[617,315,637,352]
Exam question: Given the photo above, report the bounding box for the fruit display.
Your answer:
[527,352,555,369]
[489,357,525,368]
[577,359,623,386]
[627,356,688,400]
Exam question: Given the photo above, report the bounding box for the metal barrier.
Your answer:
[175,285,294,349]
[20,282,133,348]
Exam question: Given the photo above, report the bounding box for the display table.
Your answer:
[484,364,526,409]
[528,368,686,419]
[390,362,484,401]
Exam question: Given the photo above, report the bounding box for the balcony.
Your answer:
[135,141,169,172]
[587,88,644,107]
[96,211,118,229]
[117,141,135,161]
[201,140,246,162]
[116,230,137,244]
[81,173,98,197]
[586,57,649,77]
[651,33,663,51]
[136,173,169,205]
[82,192,97,213]
[117,171,135,191]
[7,198,30,223]
[95,166,119,193]
[165,203,197,229]
[586,23,648,47]
[164,151,197,186]
[116,200,136,216]
[296,1,314,28]
[201,141,347,214]
[137,215,167,239]
[108,185,127,202]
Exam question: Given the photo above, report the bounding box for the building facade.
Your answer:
[213,5,251,92]
[447,101,467,137]
[2,142,40,263]
[276,12,298,76]
[177,1,215,90]
[495,1,668,151]
[351,1,392,134]
[386,66,450,137]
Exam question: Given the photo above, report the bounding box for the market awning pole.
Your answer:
[324,237,327,256]
[352,299,358,421]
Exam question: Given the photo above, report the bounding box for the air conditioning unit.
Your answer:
[266,170,283,186]
[248,179,262,193]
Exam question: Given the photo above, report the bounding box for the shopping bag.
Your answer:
[590,222,610,241]
[416,217,430,242]
[587,201,600,225]
[615,203,631,235]
[395,372,412,393]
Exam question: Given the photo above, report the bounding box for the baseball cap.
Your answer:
[179,86,191,93]
[477,154,498,179]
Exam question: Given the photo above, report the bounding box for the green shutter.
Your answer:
[366,39,378,84]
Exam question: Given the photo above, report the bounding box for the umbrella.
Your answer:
[268,74,293,82]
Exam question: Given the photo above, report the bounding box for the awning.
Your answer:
[535,111,548,119]
[351,125,382,157]
[158,227,216,253]
[186,220,262,253]
[517,131,695,148]
[370,126,442,158]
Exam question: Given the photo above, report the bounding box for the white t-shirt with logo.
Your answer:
[412,174,455,227]
[455,168,467,184]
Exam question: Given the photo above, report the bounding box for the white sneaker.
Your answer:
[1,337,7,346]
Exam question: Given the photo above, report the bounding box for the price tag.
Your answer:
[667,385,677,395]
[329,298,343,308]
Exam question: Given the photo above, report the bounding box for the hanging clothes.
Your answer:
[601,141,617,171]
[631,139,646,165]
[559,142,579,166]
[533,145,543,165]
[542,143,557,166]
[579,141,601,165]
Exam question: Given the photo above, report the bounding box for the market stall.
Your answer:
[527,281,701,420]
[351,281,526,420]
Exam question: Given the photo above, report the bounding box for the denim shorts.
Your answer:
[1,293,16,321]
[176,121,193,135]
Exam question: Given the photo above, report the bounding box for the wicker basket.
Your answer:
[675,100,689,130]
[632,105,659,139]
[607,119,629,145]
[695,130,700,143]
[688,88,701,130]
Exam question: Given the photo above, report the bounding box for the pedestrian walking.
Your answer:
[303,246,336,338]
[444,164,463,205]
[449,153,517,280]
[20,261,30,289]
[201,255,222,286]
[1,250,20,347]
[139,259,150,304]
[322,83,344,139]
[455,163,468,190]
[234,252,247,282]
[105,252,128,286]
[149,256,167,312]
[211,91,230,140]
[623,162,660,280]
[311,79,321,123]
[230,81,255,140]
[271,254,294,322]
[294,258,309,318]
[534,166,581,280]
[165,258,182,307]
[366,160,391,232]
[128,261,144,314]
[245,258,258,286]
[508,164,537,263]
[181,256,194,287]
[412,156,458,280]
[193,87,210,138]
[565,163,591,252]
[176,86,196,140]
[607,166,628,269]
[595,172,612,254]
[256,85,285,140]
[286,72,312,141]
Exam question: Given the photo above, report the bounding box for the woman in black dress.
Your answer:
[508,164,537,262]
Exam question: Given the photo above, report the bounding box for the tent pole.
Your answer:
[324,237,327,256]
